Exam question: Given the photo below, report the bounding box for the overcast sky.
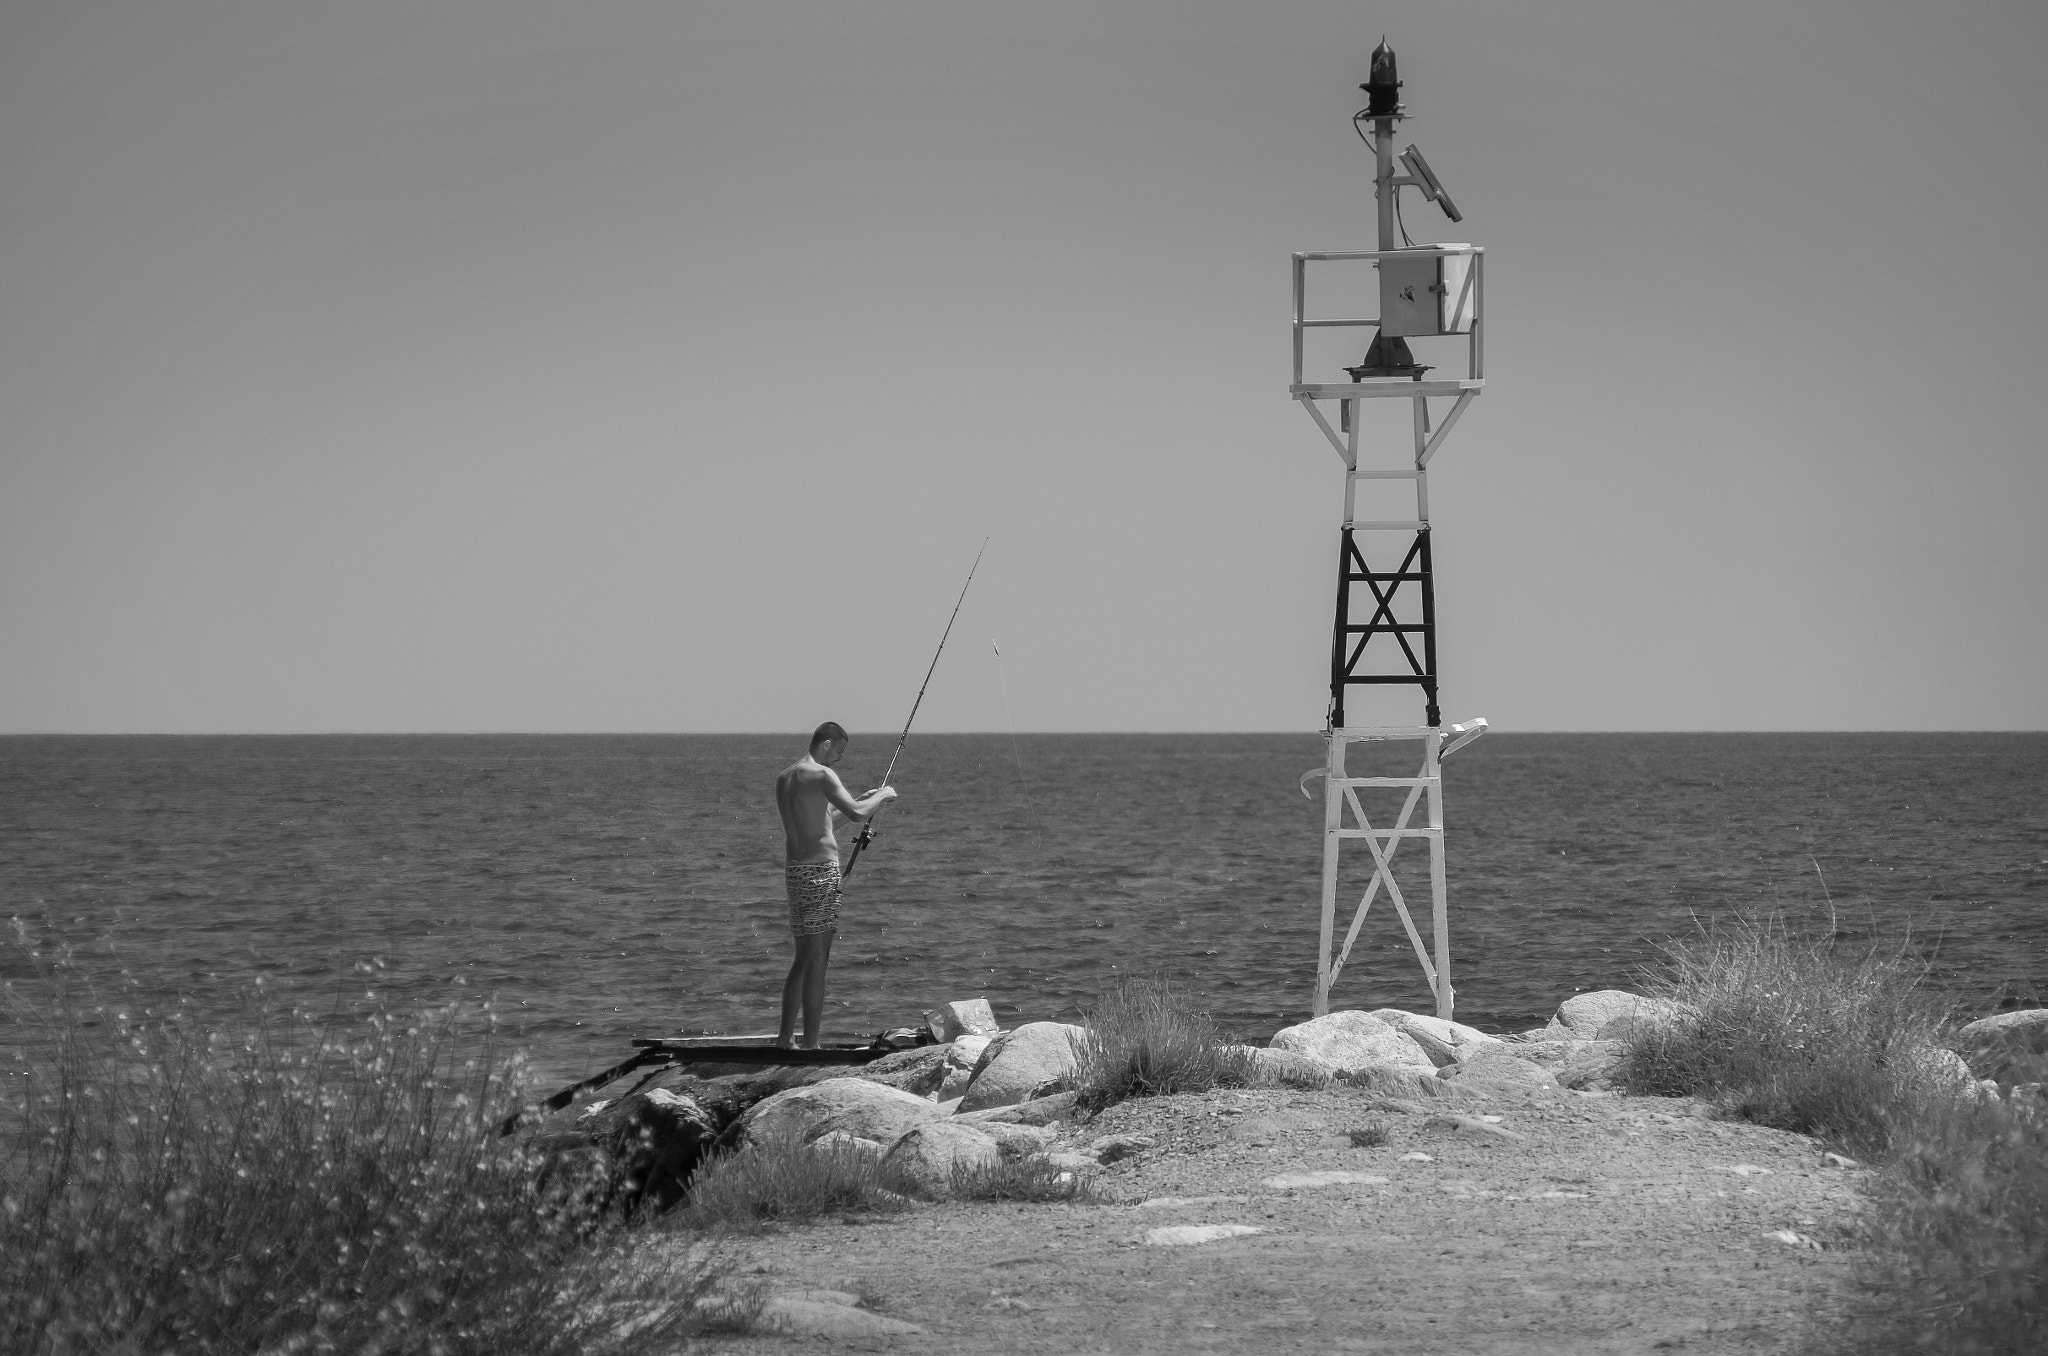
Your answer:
[2,0,2042,735]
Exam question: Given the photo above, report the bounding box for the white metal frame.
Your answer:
[1293,246,1489,1019]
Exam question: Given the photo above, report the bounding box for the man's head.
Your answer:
[810,721,849,764]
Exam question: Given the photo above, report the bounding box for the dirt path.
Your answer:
[676,1081,1867,1354]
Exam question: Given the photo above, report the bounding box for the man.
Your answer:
[773,721,895,1048]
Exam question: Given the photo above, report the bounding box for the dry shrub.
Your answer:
[0,975,729,1356]
[1833,1077,2048,1355]
[1073,976,1247,1112]
[677,1122,913,1231]
[1616,911,1949,1157]
[946,1153,1097,1203]
[1615,909,2048,1353]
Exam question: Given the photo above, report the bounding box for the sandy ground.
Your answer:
[672,1080,1869,1355]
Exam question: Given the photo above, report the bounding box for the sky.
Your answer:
[2,0,2043,735]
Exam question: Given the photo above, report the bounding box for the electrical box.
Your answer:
[1377,246,1476,338]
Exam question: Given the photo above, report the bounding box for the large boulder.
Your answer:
[937,1034,994,1101]
[1551,990,1691,1038]
[741,1077,947,1148]
[1230,1045,1339,1090]
[851,1044,952,1098]
[879,1121,1004,1197]
[1367,1010,1506,1067]
[953,1090,1081,1127]
[1436,1050,1560,1091]
[1338,1062,1444,1100]
[1553,1040,1626,1090]
[1269,1011,1433,1073]
[957,1022,1088,1112]
[1955,1009,2048,1085]
[579,1086,726,1213]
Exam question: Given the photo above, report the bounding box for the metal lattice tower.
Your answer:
[1294,41,1489,1019]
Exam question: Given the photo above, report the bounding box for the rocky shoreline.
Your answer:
[520,994,2047,1349]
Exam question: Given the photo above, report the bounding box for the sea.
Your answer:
[3,733,2043,1092]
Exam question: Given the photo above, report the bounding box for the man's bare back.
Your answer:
[775,754,875,865]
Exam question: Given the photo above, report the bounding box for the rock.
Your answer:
[850,1044,952,1098]
[880,1120,1003,1197]
[579,1086,725,1213]
[1269,1011,1433,1073]
[810,1130,886,1159]
[1144,1224,1267,1246]
[1424,1113,1528,1142]
[978,1121,1054,1158]
[1508,1038,1600,1066]
[1260,1170,1390,1189]
[957,1022,1088,1112]
[1036,1150,1098,1173]
[1596,1013,1688,1044]
[1907,1044,1978,1093]
[936,1034,994,1100]
[742,1076,948,1149]
[1955,1009,2048,1085]
[1437,1050,1560,1091]
[1338,1062,1444,1100]
[1089,1133,1156,1164]
[1230,1045,1339,1090]
[925,998,1002,1042]
[1367,1010,1506,1067]
[758,1293,924,1338]
[1551,990,1691,1038]
[953,1090,1081,1127]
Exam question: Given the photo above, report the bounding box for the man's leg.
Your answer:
[800,928,835,1048]
[777,931,834,1048]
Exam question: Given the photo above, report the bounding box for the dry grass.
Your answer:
[1838,1083,2048,1354]
[677,1122,914,1231]
[1072,975,1249,1111]
[1616,911,1951,1157]
[1614,909,2046,1353]
[946,1153,1098,1203]
[1,970,730,1356]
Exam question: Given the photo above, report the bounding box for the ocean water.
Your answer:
[3,732,2043,1090]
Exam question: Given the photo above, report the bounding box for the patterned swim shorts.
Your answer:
[785,860,842,937]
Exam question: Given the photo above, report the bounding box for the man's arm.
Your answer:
[821,768,896,821]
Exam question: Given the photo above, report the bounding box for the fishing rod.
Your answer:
[843,537,988,877]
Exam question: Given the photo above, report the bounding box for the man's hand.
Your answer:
[864,786,899,803]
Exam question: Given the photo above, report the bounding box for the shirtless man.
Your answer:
[774,722,895,1048]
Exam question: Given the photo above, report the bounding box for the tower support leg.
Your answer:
[1313,726,1457,1020]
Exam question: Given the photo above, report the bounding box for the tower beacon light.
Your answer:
[1289,40,1489,1019]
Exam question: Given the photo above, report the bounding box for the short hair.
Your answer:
[810,721,848,750]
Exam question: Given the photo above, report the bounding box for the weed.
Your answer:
[1346,1121,1391,1148]
[0,974,729,1356]
[946,1153,1098,1203]
[1830,1081,2048,1355]
[1612,908,2048,1354]
[1073,975,1247,1111]
[677,1123,914,1231]
[1615,910,1950,1157]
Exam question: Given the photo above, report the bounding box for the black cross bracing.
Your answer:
[1328,528,1439,729]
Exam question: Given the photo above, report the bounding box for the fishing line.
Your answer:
[990,637,1046,857]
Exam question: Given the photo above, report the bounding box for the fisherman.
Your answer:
[774,722,895,1048]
